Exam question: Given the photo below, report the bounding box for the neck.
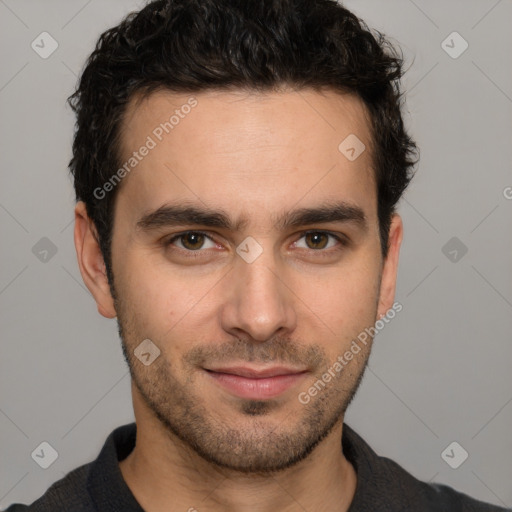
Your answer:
[119,409,357,512]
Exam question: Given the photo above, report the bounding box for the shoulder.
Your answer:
[358,452,510,511]
[342,424,511,512]
[5,462,95,512]
[4,423,138,512]
[421,481,511,512]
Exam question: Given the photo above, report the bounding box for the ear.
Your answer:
[74,201,117,318]
[377,213,403,319]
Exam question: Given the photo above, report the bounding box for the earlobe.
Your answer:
[74,201,117,319]
[377,214,403,319]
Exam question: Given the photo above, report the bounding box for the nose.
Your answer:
[219,251,297,343]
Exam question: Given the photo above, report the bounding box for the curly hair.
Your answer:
[68,0,417,287]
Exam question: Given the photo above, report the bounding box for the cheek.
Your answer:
[299,260,381,335]
[114,254,173,332]
[116,253,220,339]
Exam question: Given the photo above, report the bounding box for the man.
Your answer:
[6,0,510,510]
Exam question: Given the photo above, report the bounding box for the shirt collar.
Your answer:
[86,421,380,511]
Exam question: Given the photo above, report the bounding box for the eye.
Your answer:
[165,229,346,258]
[294,231,345,251]
[167,231,217,251]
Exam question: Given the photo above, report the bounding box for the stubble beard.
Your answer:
[114,293,372,474]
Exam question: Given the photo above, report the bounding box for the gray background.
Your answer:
[1,0,511,509]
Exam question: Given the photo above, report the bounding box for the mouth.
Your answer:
[204,365,309,400]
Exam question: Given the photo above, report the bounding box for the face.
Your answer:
[77,87,402,473]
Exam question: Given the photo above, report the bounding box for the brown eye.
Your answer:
[293,231,346,254]
[180,232,205,250]
[304,232,329,250]
[167,231,216,252]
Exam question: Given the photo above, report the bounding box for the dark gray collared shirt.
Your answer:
[6,422,511,511]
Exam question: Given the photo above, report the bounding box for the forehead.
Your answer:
[115,87,376,230]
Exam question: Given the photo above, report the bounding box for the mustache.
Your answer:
[183,336,326,370]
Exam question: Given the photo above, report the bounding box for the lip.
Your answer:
[206,365,307,379]
[204,366,308,400]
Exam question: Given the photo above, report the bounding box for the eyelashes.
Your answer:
[165,230,348,258]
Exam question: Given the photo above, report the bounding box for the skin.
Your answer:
[74,87,403,512]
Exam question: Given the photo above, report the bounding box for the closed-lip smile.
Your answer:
[204,365,309,399]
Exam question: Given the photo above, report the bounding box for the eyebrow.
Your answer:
[136,200,367,233]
